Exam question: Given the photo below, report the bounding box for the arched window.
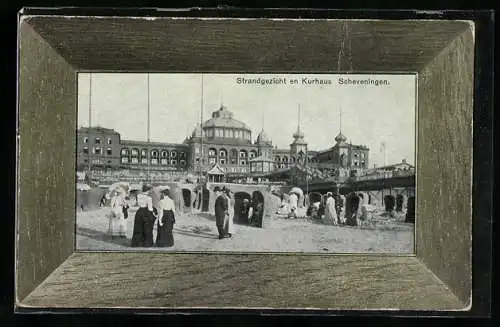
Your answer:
[239,150,247,158]
[275,156,281,162]
[170,150,177,158]
[179,152,186,159]
[141,149,148,164]
[230,149,238,165]
[219,149,227,158]
[180,160,186,166]
[151,150,159,158]
[83,137,88,144]
[208,148,217,157]
[249,150,257,158]
[121,148,129,156]
[161,150,168,158]
[291,157,296,163]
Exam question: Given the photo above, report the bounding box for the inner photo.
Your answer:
[76,73,416,253]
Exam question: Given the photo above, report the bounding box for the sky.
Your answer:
[78,73,416,167]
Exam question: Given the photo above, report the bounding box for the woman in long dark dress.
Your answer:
[156,190,176,247]
[131,185,155,247]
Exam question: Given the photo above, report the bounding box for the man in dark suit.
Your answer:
[214,186,228,239]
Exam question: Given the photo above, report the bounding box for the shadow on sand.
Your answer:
[173,227,217,240]
[76,226,131,247]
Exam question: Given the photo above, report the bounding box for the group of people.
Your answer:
[321,191,370,226]
[106,184,177,248]
[279,189,370,227]
[214,186,235,239]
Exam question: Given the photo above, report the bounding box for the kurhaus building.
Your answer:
[77,105,370,178]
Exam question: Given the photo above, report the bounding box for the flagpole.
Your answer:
[87,73,92,185]
[147,73,151,185]
[199,74,204,209]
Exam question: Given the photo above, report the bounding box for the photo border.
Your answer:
[14,8,493,316]
[74,71,418,256]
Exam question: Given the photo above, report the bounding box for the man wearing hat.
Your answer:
[214,186,228,239]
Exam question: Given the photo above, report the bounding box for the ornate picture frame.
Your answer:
[15,8,493,315]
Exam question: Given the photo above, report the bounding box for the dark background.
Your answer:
[1,2,495,327]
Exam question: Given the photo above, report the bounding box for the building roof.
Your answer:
[121,139,189,148]
[369,160,414,171]
[78,126,119,134]
[256,129,272,144]
[334,131,347,143]
[201,105,251,131]
[207,163,225,175]
[191,124,202,137]
[249,155,275,162]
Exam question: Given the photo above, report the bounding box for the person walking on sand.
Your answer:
[131,184,156,247]
[224,188,235,238]
[108,188,128,239]
[214,186,228,239]
[156,189,176,247]
[356,192,369,226]
[323,192,338,225]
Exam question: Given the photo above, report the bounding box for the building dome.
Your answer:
[191,124,202,137]
[200,104,252,142]
[202,105,251,131]
[293,129,304,140]
[256,129,272,144]
[335,131,347,143]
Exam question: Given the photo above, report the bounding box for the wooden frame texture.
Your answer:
[16,11,479,312]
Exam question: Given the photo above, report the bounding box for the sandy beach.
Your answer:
[76,205,414,254]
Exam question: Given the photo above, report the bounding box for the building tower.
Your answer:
[290,105,308,159]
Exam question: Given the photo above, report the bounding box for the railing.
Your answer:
[351,170,415,182]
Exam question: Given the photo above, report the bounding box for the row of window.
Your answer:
[203,128,251,140]
[121,157,187,166]
[83,137,113,145]
[207,148,257,158]
[120,148,186,159]
[82,147,112,155]
[274,156,314,163]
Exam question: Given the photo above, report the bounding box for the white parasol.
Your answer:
[76,183,91,191]
[290,187,303,197]
[108,182,130,193]
[129,183,143,192]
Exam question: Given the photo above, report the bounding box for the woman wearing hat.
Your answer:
[323,192,338,225]
[156,189,176,247]
[131,184,156,247]
[108,187,128,239]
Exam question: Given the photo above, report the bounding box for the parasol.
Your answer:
[108,182,130,193]
[150,185,172,210]
[129,183,142,192]
[290,187,303,197]
[76,183,91,191]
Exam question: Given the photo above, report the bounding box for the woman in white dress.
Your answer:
[108,187,127,238]
[224,188,235,237]
[288,192,298,218]
[323,192,338,225]
[356,192,369,226]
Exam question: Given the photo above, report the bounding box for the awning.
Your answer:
[207,163,225,175]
